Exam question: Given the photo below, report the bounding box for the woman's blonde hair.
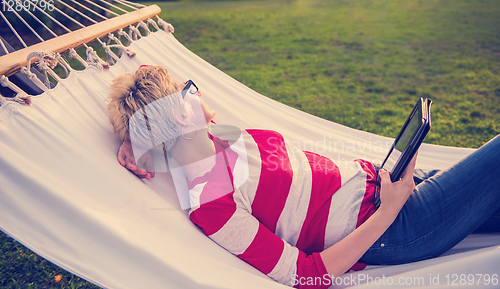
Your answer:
[107,65,191,151]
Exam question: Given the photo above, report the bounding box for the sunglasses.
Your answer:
[181,80,199,99]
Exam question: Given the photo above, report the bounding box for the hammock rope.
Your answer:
[4,1,44,43]
[17,2,60,39]
[116,0,146,9]
[100,0,129,14]
[0,9,28,48]
[19,66,48,91]
[146,18,160,32]
[0,38,9,55]
[136,21,151,36]
[68,48,89,69]
[0,75,31,104]
[116,28,134,46]
[83,0,119,17]
[68,0,109,22]
[25,51,61,88]
[28,0,73,34]
[0,0,171,103]
[128,24,143,40]
[56,0,99,25]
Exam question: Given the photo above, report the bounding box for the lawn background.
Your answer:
[1,0,499,287]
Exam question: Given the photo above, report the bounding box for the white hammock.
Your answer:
[1,17,500,289]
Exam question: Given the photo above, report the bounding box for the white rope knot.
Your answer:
[136,21,151,36]
[85,47,109,70]
[0,75,11,88]
[34,52,61,88]
[157,19,174,33]
[124,49,136,58]
[128,25,142,41]
[102,43,119,64]
[106,33,136,59]
[53,53,71,77]
[107,33,124,46]
[36,61,51,88]
[117,29,134,46]
[24,51,62,88]
[12,94,31,105]
[146,18,160,31]
[20,66,46,92]
[26,51,57,71]
[0,75,32,105]
[20,67,37,81]
[68,48,88,69]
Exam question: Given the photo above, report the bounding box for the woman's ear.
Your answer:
[174,115,190,126]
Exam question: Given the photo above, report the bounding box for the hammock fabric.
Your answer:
[1,29,499,289]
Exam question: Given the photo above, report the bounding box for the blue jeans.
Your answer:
[360,134,500,265]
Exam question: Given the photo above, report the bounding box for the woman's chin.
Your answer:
[205,112,216,124]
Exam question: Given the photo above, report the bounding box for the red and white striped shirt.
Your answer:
[187,128,377,288]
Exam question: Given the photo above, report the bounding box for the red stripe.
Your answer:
[354,159,377,228]
[247,130,293,234]
[189,193,236,236]
[188,139,238,236]
[237,223,284,274]
[295,252,329,289]
[295,151,341,255]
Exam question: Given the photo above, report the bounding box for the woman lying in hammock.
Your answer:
[107,65,500,288]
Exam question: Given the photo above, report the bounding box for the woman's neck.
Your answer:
[170,128,216,181]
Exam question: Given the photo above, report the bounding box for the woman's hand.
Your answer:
[320,153,418,278]
[378,153,417,215]
[118,140,155,179]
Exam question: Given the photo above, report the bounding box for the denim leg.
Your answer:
[412,168,500,233]
[413,168,440,185]
[360,134,500,265]
[473,207,500,233]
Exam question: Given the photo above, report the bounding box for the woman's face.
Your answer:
[170,75,216,125]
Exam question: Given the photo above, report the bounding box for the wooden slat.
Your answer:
[0,4,161,76]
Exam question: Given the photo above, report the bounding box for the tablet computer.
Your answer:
[373,98,432,208]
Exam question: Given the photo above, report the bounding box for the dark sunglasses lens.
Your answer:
[188,84,198,95]
[182,81,198,98]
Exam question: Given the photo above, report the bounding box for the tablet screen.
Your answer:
[382,104,422,173]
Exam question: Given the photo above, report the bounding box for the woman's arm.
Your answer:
[320,154,417,278]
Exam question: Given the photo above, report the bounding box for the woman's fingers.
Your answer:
[137,153,155,179]
[399,153,418,195]
[144,155,155,179]
[378,154,417,212]
[117,147,128,167]
[402,152,418,180]
[379,169,392,187]
[117,141,156,179]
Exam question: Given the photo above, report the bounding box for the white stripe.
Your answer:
[169,161,191,210]
[189,181,207,209]
[229,132,250,189]
[274,139,312,246]
[267,242,299,286]
[323,160,367,249]
[208,207,260,255]
[234,131,262,213]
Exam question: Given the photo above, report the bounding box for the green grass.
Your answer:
[2,0,500,287]
[160,0,500,148]
[0,232,99,288]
